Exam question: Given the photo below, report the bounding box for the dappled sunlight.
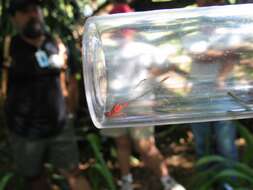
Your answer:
[140,31,173,41]
[5,0,253,190]
[166,155,194,169]
[189,40,209,53]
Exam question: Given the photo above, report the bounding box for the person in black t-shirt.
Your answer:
[2,0,91,189]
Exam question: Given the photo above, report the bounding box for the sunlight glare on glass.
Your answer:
[189,41,208,53]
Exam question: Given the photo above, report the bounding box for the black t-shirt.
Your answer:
[5,34,67,138]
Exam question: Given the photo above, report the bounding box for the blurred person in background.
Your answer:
[109,0,134,13]
[100,1,186,190]
[190,1,238,190]
[1,0,91,189]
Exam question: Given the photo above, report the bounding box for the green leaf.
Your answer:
[189,165,221,188]
[87,134,116,190]
[236,122,253,165]
[200,169,253,190]
[192,154,253,189]
[233,162,253,178]
[196,155,227,168]
[0,173,14,190]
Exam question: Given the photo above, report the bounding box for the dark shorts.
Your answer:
[9,121,79,177]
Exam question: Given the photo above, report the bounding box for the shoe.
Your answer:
[161,176,186,190]
[221,183,234,190]
[120,174,133,190]
[121,180,133,190]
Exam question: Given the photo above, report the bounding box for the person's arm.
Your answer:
[60,70,69,98]
[56,37,69,99]
[191,49,224,62]
[1,36,12,98]
[66,50,80,116]
[148,64,189,80]
[1,68,8,97]
[67,74,79,116]
[217,53,239,88]
[57,37,80,116]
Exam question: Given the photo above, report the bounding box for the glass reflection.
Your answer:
[83,4,253,128]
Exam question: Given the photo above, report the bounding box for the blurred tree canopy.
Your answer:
[0,0,240,69]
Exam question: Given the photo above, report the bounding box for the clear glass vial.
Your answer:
[83,4,253,128]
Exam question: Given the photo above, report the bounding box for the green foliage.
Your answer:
[86,133,117,190]
[190,122,253,190]
[0,173,13,190]
[192,156,253,189]
[227,0,237,4]
[0,0,86,68]
[236,121,253,166]
[1,1,252,189]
